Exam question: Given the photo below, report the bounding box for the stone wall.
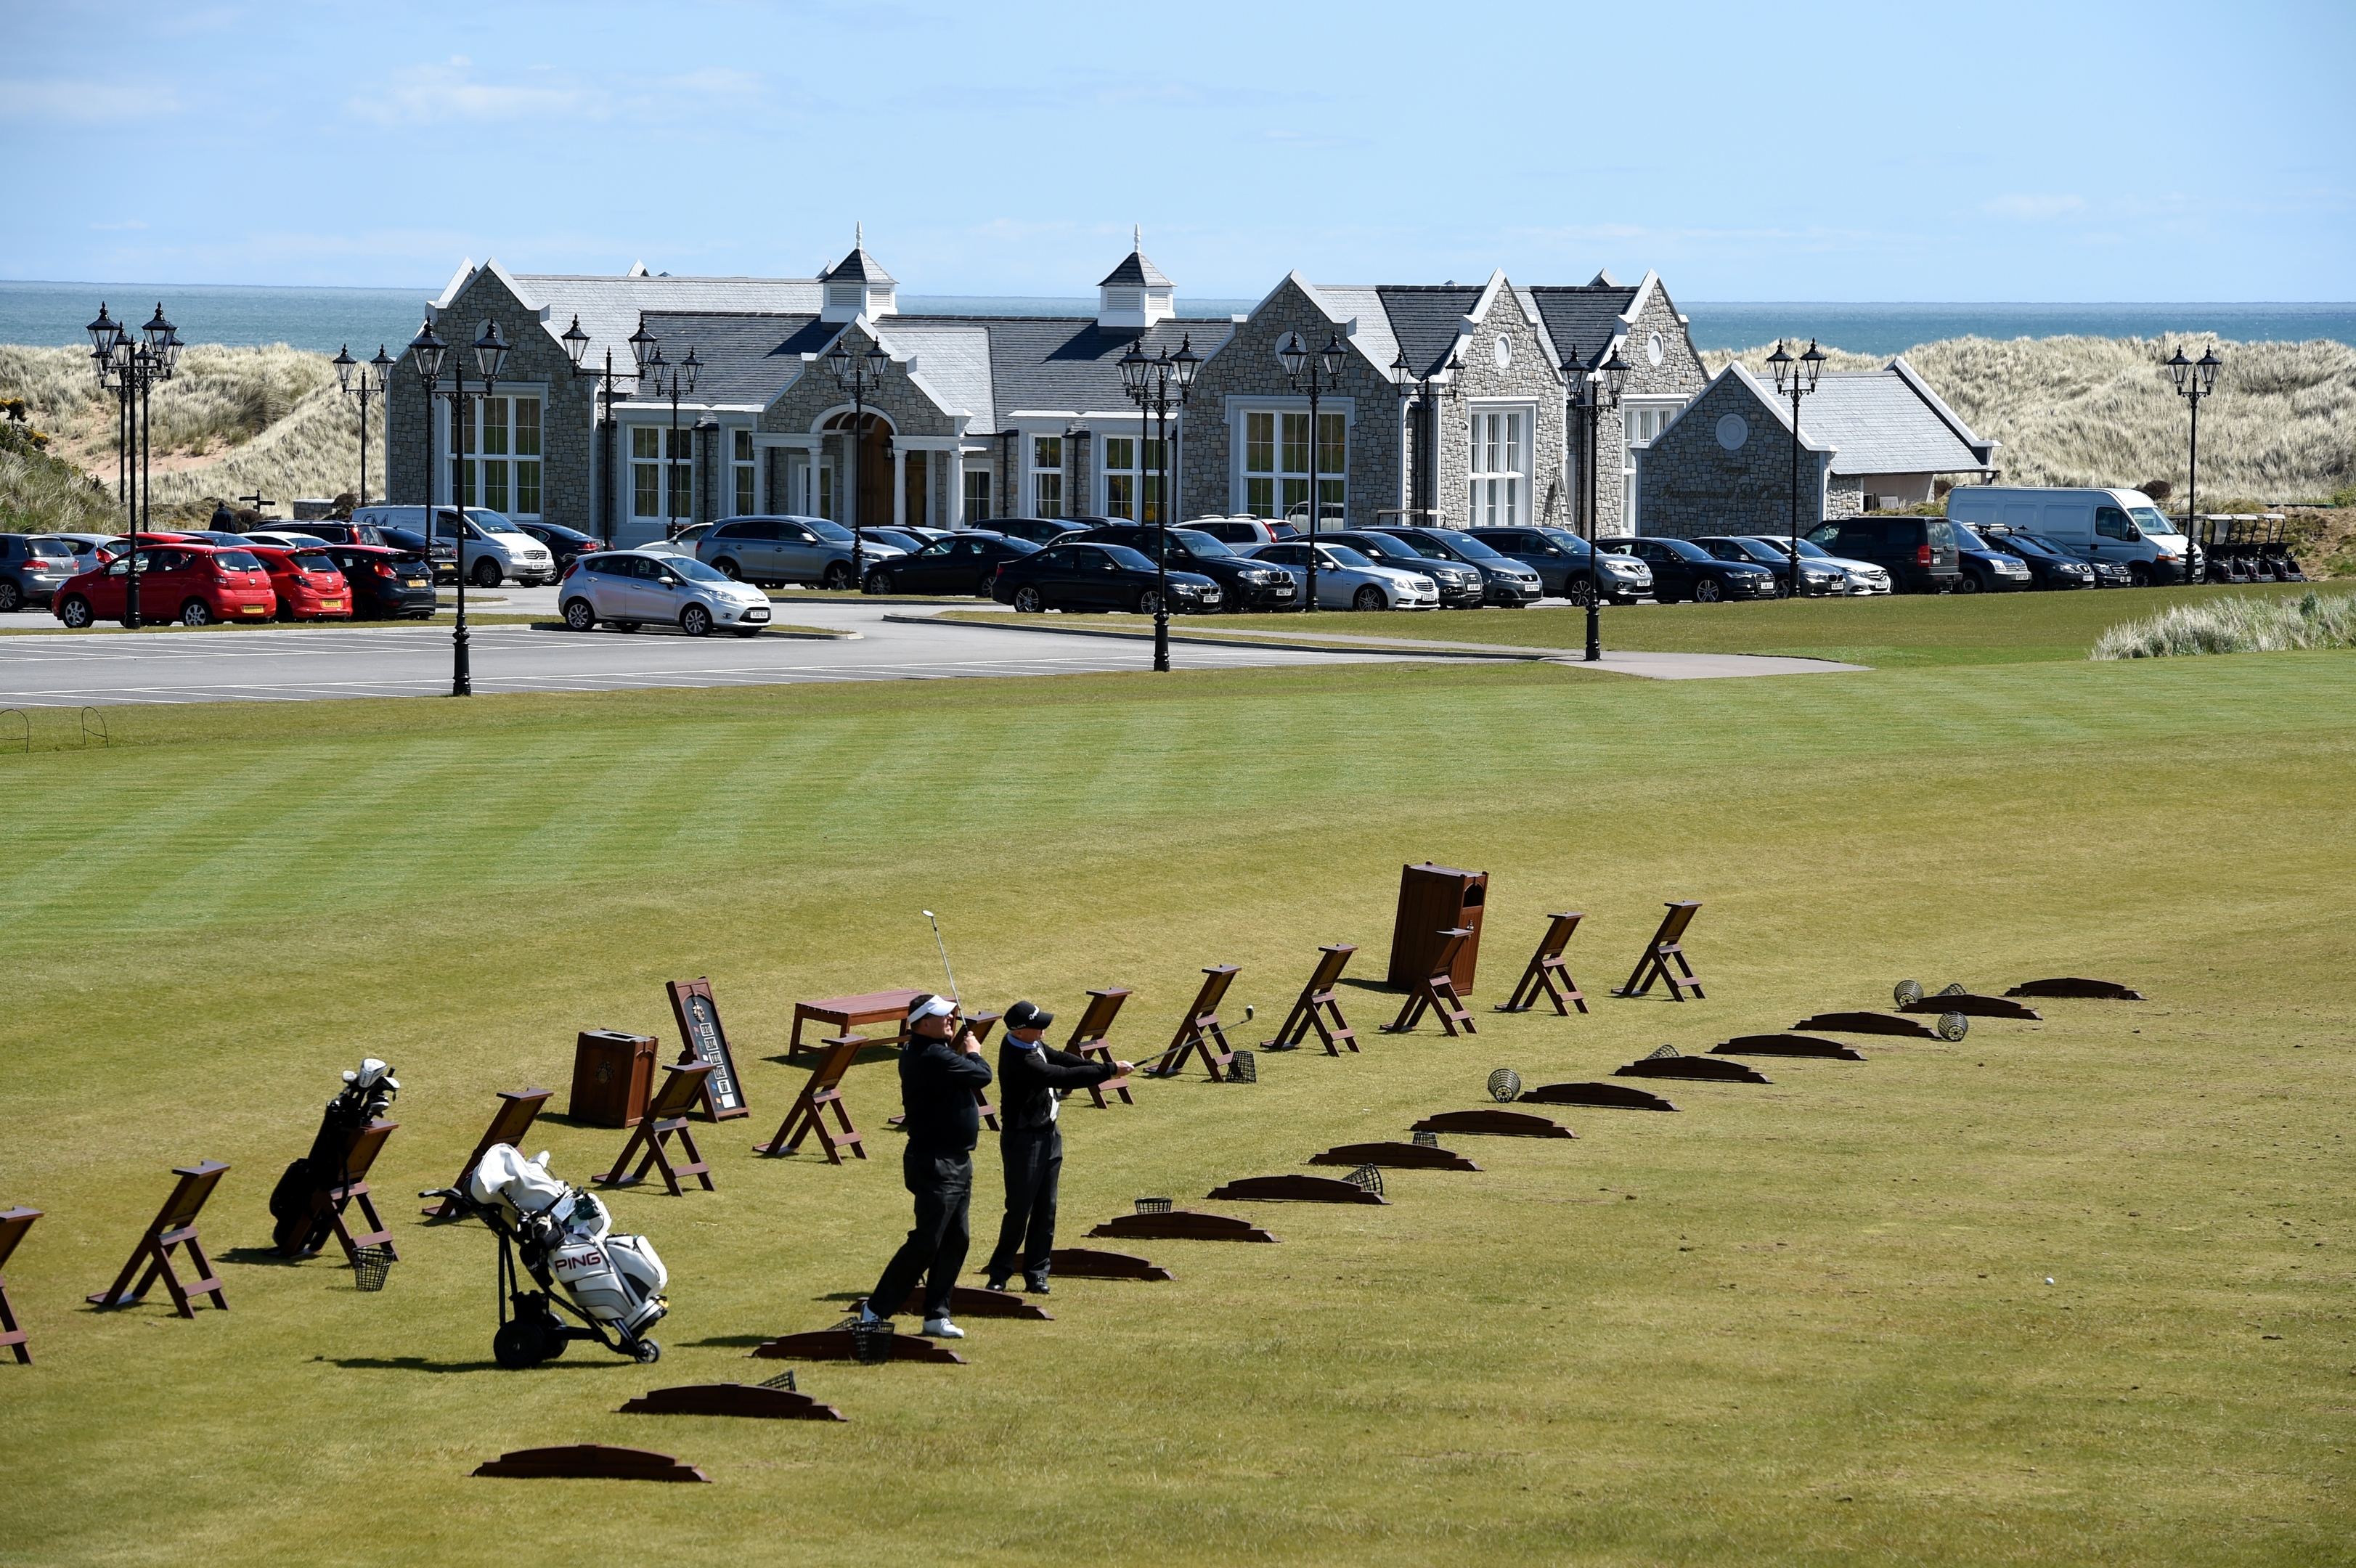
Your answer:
[1633,368,1832,540]
[1570,279,1710,534]
[1445,286,1573,531]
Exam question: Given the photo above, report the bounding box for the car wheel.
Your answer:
[865,570,893,595]
[1956,572,1982,594]
[0,580,20,613]
[471,558,502,588]
[2129,564,2152,588]
[714,557,742,580]
[1352,584,1385,612]
[1135,588,1164,616]
[563,597,597,632]
[973,574,996,597]
[1013,584,1044,614]
[58,594,93,629]
[1694,579,1724,604]
[822,561,855,591]
[1565,575,1594,607]
[680,603,713,637]
[179,599,214,626]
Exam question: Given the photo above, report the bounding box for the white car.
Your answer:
[560,549,775,637]
[1744,535,1891,595]
[242,530,336,550]
[1244,541,1438,610]
[349,505,556,587]
[640,523,714,558]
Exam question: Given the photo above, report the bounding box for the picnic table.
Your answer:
[788,989,926,1060]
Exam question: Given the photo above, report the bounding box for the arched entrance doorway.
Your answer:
[821,410,893,527]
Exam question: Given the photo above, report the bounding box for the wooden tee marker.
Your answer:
[1614,901,1705,1000]
[423,1087,552,1219]
[0,1207,38,1364]
[666,979,750,1122]
[754,1033,868,1163]
[1146,965,1242,1081]
[1065,989,1134,1106]
[595,1063,716,1196]
[620,1383,847,1422]
[1263,944,1359,1054]
[312,1119,401,1266]
[1382,928,1477,1037]
[87,1161,231,1317]
[1496,912,1587,1015]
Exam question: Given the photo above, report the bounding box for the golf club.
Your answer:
[921,910,960,1006]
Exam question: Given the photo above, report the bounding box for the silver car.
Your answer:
[1245,541,1438,610]
[693,515,905,589]
[1744,535,1891,595]
[560,549,776,637]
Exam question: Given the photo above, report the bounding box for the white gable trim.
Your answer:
[1886,356,2002,460]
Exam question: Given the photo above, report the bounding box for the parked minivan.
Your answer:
[1806,515,1961,594]
[348,505,556,587]
[1943,486,2191,586]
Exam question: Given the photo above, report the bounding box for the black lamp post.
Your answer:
[561,314,635,547]
[2165,343,2224,578]
[407,314,510,695]
[333,343,393,507]
[825,335,891,587]
[1118,334,1202,670]
[86,301,179,629]
[1563,343,1630,661]
[1277,330,1348,612]
[1766,338,1827,599]
[1387,347,1454,534]
[636,333,702,544]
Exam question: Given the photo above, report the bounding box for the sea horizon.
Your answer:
[4,278,2350,359]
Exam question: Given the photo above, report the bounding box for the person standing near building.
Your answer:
[984,1000,1130,1294]
[861,994,992,1339]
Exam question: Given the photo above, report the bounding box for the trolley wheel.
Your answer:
[632,1339,663,1365]
[493,1318,548,1370]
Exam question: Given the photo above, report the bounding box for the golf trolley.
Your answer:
[421,1145,668,1370]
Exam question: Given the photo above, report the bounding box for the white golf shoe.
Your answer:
[921,1316,965,1339]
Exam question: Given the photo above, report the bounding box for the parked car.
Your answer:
[990,541,1220,614]
[1363,527,1543,607]
[1061,523,1300,612]
[300,520,395,548]
[349,505,555,587]
[2058,539,2135,587]
[242,545,354,621]
[180,529,262,547]
[1694,535,1847,597]
[1598,536,1780,603]
[861,532,1040,597]
[29,533,119,573]
[1244,540,1438,610]
[652,522,715,555]
[53,543,278,627]
[240,530,337,551]
[0,533,82,611]
[1977,527,2097,590]
[514,521,606,574]
[321,544,437,618]
[1946,486,2192,586]
[985,517,1088,547]
[1806,516,1961,594]
[1181,516,1300,550]
[693,515,907,587]
[854,526,934,558]
[1467,526,1652,604]
[378,525,458,583]
[1947,522,2034,593]
[1318,531,1485,608]
[559,550,776,637]
[1741,535,1892,595]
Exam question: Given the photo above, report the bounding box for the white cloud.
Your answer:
[347,59,596,126]
[0,80,182,123]
[1984,193,2089,221]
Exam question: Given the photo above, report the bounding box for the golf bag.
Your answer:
[271,1058,399,1257]
[423,1144,669,1368]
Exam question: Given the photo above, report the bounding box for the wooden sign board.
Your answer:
[667,979,749,1121]
[1389,863,1488,991]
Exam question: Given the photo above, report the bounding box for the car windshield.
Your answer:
[1424,531,1508,562]
[293,553,338,571]
[1098,544,1157,571]
[2129,506,2176,536]
[1652,538,1712,562]
[2008,534,2063,557]
[28,539,76,558]
[1168,529,1236,558]
[864,530,924,551]
[1321,545,1376,570]
[805,518,855,542]
[463,509,526,536]
[658,555,730,582]
[213,550,264,571]
[1536,529,1591,556]
[1369,534,1437,559]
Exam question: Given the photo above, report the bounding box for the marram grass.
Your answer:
[2091,588,2356,658]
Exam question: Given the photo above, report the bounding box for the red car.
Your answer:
[53,543,278,628]
[245,544,354,621]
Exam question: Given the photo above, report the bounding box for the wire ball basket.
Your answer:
[1343,1164,1384,1197]
[1411,1130,1440,1148]
[760,1368,799,1392]
[1226,1050,1258,1083]
[849,1317,896,1365]
[1894,979,1925,1007]
[351,1245,394,1293]
[1135,1196,1174,1215]
[1486,1068,1523,1103]
[1644,1043,1681,1060]
[1937,981,1967,997]
[1936,1011,1970,1042]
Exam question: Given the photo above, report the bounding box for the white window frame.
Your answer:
[1031,433,1064,519]
[627,423,691,522]
[1466,403,1534,528]
[1621,397,1684,528]
[963,465,992,523]
[450,387,545,518]
[1229,399,1349,526]
[1100,427,1167,523]
[730,428,757,518]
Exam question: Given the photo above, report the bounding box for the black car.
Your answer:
[1467,526,1654,604]
[990,541,1220,615]
[1807,515,1962,594]
[0,533,80,611]
[985,517,1085,547]
[1947,522,2034,594]
[1600,536,1780,602]
[1694,535,1847,597]
[515,522,606,574]
[1363,527,1542,606]
[1064,524,1300,612]
[1980,528,2097,590]
[863,532,1040,597]
[2057,539,2135,587]
[380,525,459,584]
[321,544,439,618]
[1318,531,1485,607]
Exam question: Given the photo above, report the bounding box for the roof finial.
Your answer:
[1133,224,1142,253]
[855,221,863,250]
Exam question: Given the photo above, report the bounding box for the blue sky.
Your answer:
[3,0,2349,301]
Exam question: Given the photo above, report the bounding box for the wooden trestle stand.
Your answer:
[1065,989,1134,1107]
[424,1087,553,1219]
[1263,944,1359,1054]
[87,1162,231,1317]
[1146,965,1242,1081]
[597,1063,716,1196]
[1614,900,1705,1001]
[309,1119,401,1266]
[0,1207,38,1363]
[1382,928,1477,1037]
[756,1034,868,1163]
[1496,912,1587,1015]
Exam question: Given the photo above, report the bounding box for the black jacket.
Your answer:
[996,1040,1116,1132]
[898,1032,995,1153]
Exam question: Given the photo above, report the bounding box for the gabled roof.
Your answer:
[979,317,1234,420]
[1098,249,1172,289]
[1800,362,1997,475]
[616,311,828,408]
[431,259,826,383]
[1371,285,1484,377]
[821,240,894,287]
[1523,282,1642,371]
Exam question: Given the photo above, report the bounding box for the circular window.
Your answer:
[1716,414,1748,451]
[1647,331,1665,367]
[1493,334,1512,369]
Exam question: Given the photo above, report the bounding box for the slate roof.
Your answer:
[963,317,1236,422]
[1721,359,1994,475]
[1523,284,1642,371]
[820,242,894,286]
[616,311,827,408]
[439,265,826,383]
[1371,285,1484,377]
[1098,250,1173,289]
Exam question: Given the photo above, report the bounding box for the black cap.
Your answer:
[1005,1000,1054,1031]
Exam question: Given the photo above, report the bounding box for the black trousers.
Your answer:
[871,1147,973,1320]
[986,1124,1061,1282]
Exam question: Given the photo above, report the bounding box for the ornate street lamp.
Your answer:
[86,301,176,628]
[406,313,509,695]
[1278,330,1348,611]
[560,314,627,547]
[826,335,890,588]
[1561,343,1631,661]
[1767,338,1827,599]
[1120,332,1202,670]
[334,343,394,507]
[2165,343,2224,580]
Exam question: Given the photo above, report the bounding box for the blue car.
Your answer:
[1949,522,2034,594]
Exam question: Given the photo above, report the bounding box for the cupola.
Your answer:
[820,224,897,322]
[1098,228,1175,330]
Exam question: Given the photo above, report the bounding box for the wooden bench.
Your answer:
[1613,901,1705,1001]
[1263,944,1359,1055]
[1495,912,1587,1015]
[788,989,926,1061]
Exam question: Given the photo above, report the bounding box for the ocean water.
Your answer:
[3,279,2349,356]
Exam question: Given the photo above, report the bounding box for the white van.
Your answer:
[349,505,556,587]
[1944,487,2193,586]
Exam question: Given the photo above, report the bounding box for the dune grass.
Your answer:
[2092,588,2356,658]
[0,647,2351,1566]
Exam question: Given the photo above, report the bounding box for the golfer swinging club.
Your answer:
[860,993,992,1339]
[985,1000,1132,1294]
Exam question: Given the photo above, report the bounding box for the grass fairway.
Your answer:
[0,642,2351,1567]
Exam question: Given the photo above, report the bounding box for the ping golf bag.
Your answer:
[424,1144,669,1368]
[270,1058,399,1257]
